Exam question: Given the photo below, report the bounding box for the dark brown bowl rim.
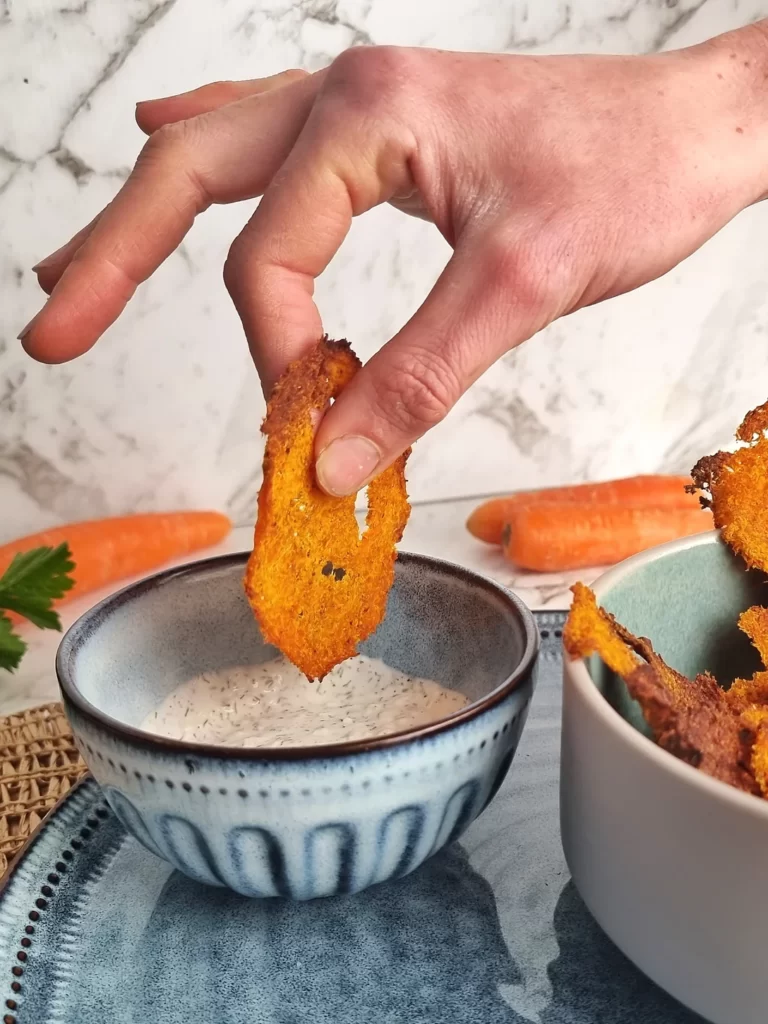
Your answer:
[56,551,540,763]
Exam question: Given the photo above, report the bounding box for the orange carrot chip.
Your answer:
[565,398,768,800]
[244,338,410,680]
[563,583,639,679]
[565,584,758,795]
[690,400,768,573]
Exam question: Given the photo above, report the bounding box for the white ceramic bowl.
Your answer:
[58,552,539,900]
[561,532,768,1024]
[562,530,768,1024]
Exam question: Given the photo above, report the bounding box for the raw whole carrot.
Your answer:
[501,501,712,572]
[0,511,232,607]
[466,475,698,545]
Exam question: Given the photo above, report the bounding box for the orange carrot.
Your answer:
[466,475,698,545]
[0,511,232,608]
[501,501,712,572]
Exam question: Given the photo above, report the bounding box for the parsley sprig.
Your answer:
[0,544,76,672]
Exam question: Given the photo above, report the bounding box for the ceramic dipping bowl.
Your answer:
[562,531,768,1024]
[57,551,539,901]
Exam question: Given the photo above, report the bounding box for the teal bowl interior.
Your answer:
[589,535,768,738]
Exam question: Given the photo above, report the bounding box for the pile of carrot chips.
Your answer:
[245,338,410,681]
[565,401,768,798]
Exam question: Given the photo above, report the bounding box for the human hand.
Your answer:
[21,27,768,496]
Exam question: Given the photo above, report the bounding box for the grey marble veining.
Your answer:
[2,0,768,541]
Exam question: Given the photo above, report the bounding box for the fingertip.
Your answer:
[135,94,191,133]
[314,434,382,498]
[18,312,52,361]
[135,82,249,134]
[19,324,55,363]
[135,99,167,134]
[18,292,100,364]
[20,325,93,364]
[135,101,151,134]
[33,265,59,296]
[17,314,38,348]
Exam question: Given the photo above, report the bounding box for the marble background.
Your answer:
[2,0,768,541]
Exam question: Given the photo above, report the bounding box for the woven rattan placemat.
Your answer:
[0,702,87,877]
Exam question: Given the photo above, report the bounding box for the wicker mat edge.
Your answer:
[0,702,88,878]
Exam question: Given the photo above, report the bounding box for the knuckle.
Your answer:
[482,229,567,320]
[326,45,414,110]
[137,118,213,206]
[139,120,189,163]
[374,348,459,435]
[201,80,249,105]
[223,236,271,310]
[278,68,309,84]
[222,238,246,298]
[201,80,234,98]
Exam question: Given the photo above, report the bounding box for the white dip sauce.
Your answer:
[142,654,469,748]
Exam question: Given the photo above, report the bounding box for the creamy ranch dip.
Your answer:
[142,654,469,748]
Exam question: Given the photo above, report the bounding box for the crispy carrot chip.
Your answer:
[625,666,757,793]
[563,583,639,678]
[565,399,768,799]
[565,584,758,794]
[719,605,768,795]
[737,605,768,670]
[740,712,768,794]
[244,337,410,680]
[690,400,768,572]
[726,608,768,711]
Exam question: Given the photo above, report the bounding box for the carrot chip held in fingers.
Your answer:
[244,337,411,681]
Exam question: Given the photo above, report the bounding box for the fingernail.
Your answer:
[136,95,173,109]
[316,435,381,497]
[17,310,41,342]
[32,242,69,272]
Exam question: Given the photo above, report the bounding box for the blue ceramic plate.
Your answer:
[0,613,704,1024]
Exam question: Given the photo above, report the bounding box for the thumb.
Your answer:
[314,232,561,497]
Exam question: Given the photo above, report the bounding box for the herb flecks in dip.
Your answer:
[142,654,469,748]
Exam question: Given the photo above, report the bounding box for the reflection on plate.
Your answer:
[0,613,703,1024]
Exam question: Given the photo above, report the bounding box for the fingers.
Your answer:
[33,214,102,294]
[221,86,415,392]
[135,70,309,134]
[221,137,351,390]
[32,72,311,297]
[314,232,566,496]
[21,73,321,364]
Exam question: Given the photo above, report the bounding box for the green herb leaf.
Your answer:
[0,612,27,672]
[0,542,76,673]
[0,543,75,631]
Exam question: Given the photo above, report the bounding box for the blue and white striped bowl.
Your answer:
[57,551,539,900]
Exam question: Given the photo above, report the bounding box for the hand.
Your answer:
[20,27,768,496]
